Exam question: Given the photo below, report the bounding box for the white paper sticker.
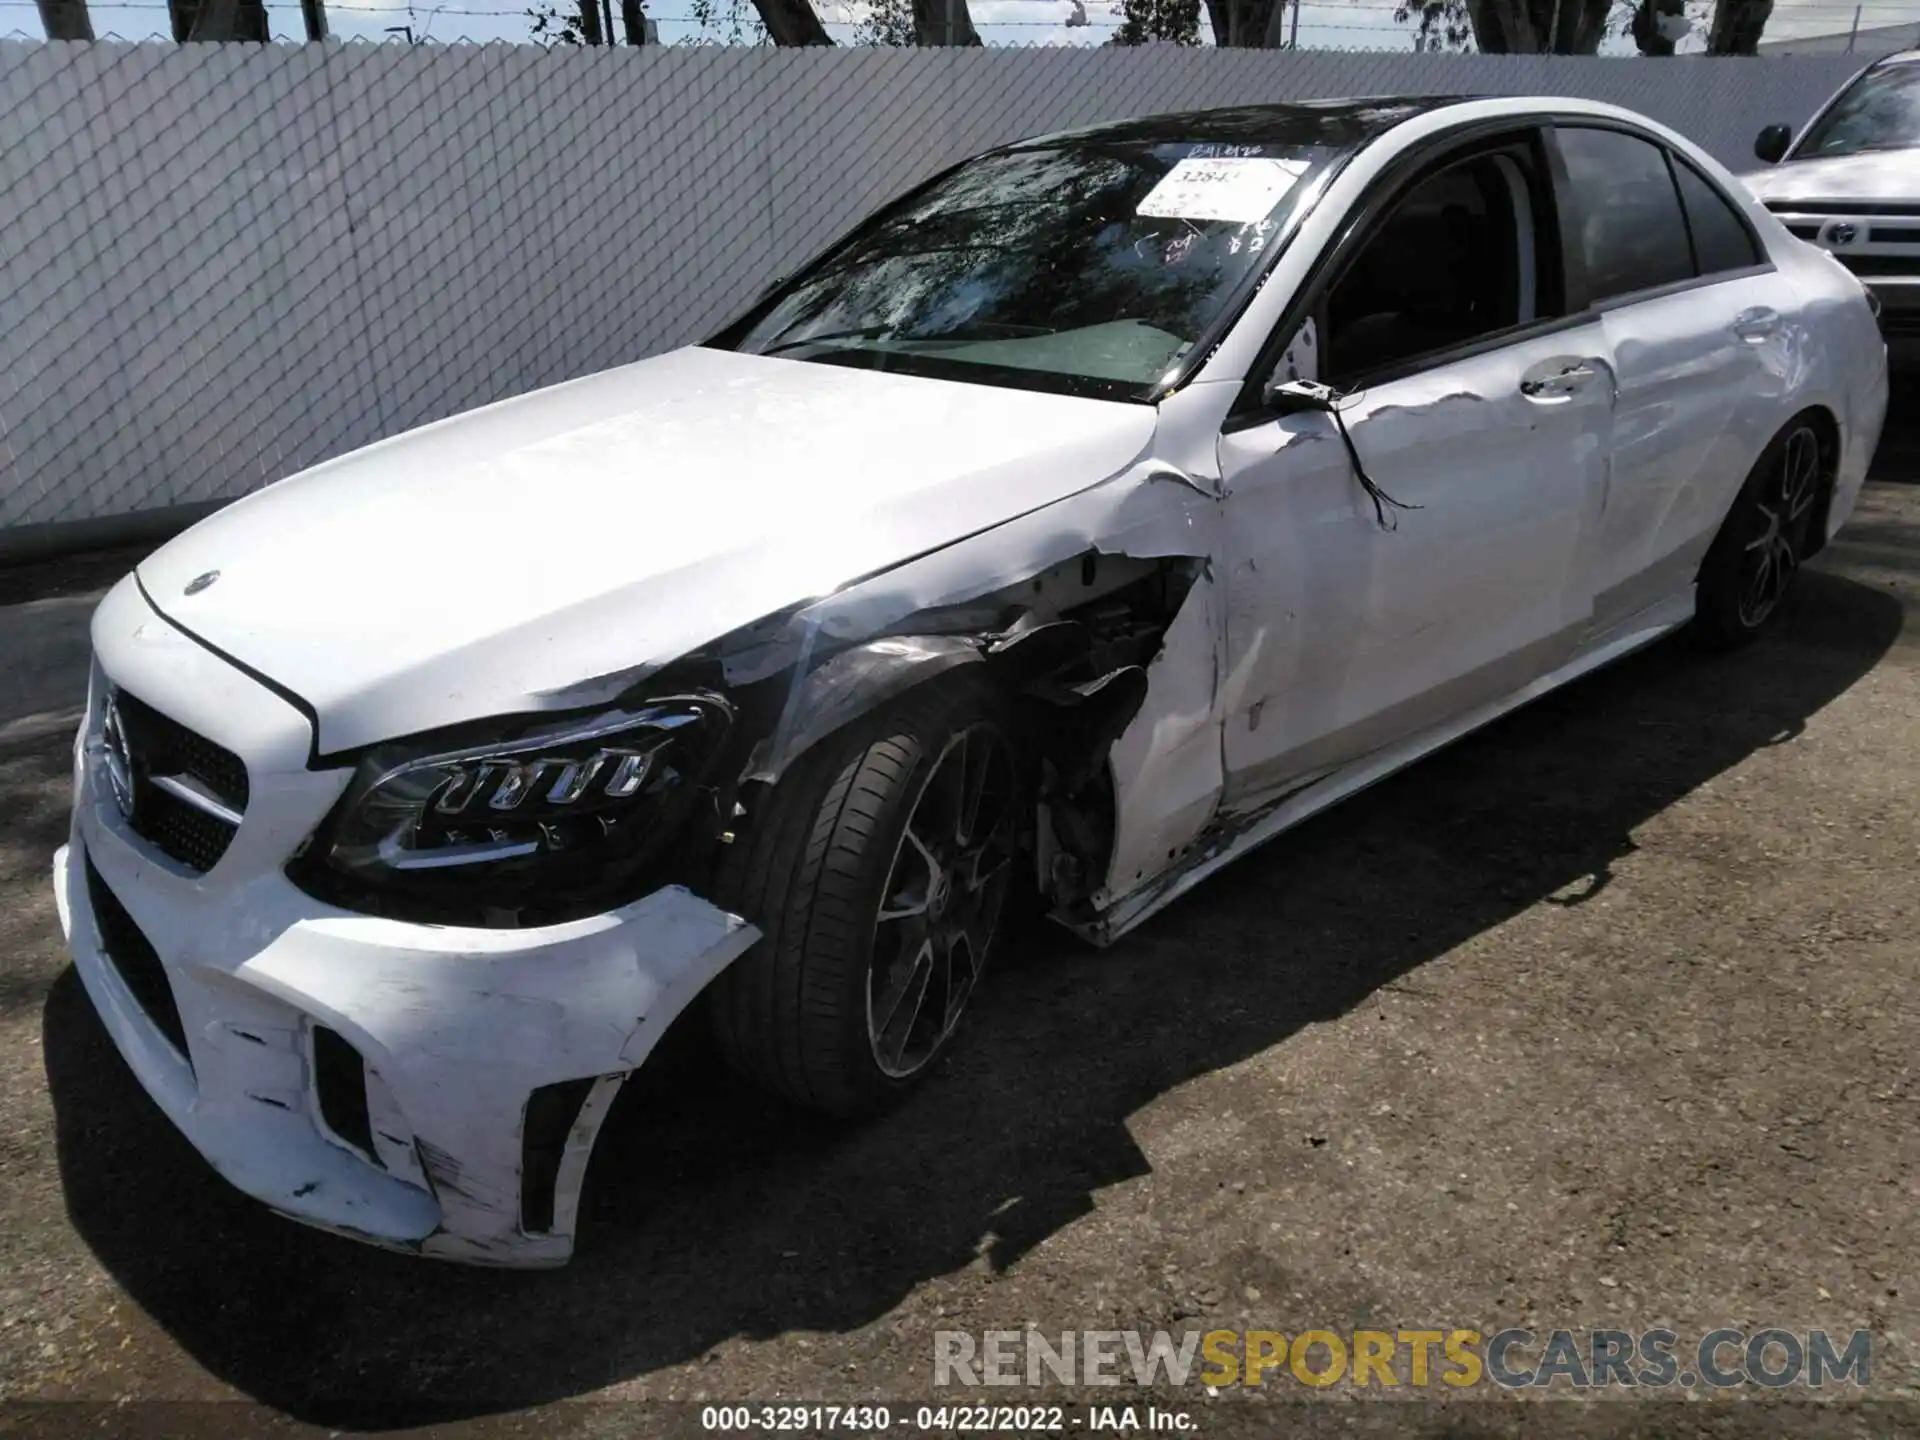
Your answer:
[1136,157,1310,225]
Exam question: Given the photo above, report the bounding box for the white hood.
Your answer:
[1739,148,1920,205]
[137,346,1156,756]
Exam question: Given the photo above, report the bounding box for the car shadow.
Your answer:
[40,557,1905,1429]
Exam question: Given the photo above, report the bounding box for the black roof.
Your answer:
[1010,95,1481,154]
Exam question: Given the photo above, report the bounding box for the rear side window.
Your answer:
[1556,126,1693,302]
[1672,159,1764,275]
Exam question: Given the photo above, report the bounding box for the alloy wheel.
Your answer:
[866,723,1019,1080]
[1736,425,1821,630]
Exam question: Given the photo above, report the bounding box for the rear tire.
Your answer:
[1693,418,1827,648]
[708,672,1023,1118]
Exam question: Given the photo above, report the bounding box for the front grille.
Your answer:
[1835,254,1920,279]
[112,689,249,872]
[1871,225,1920,243]
[1764,199,1920,218]
[84,856,192,1065]
[1785,223,1823,241]
[1880,309,1920,336]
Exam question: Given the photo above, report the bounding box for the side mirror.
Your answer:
[1754,124,1792,165]
[1261,376,1343,416]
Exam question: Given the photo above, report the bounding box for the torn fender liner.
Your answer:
[746,635,984,784]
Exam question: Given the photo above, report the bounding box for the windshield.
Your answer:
[713,136,1344,400]
[1796,63,1920,160]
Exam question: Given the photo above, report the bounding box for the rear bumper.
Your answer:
[57,577,761,1267]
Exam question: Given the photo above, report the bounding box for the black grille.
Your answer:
[1872,226,1920,243]
[1835,254,1920,279]
[520,1078,596,1234]
[113,689,248,872]
[1765,199,1920,217]
[85,856,192,1065]
[313,1026,378,1162]
[1784,223,1822,241]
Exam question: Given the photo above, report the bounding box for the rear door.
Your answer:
[1549,124,1803,642]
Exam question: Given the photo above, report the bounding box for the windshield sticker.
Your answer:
[1137,157,1310,224]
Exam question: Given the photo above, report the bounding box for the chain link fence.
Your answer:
[0,39,1871,550]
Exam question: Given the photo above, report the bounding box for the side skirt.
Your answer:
[1070,589,1696,947]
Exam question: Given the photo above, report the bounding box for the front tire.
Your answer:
[708,673,1023,1117]
[1694,418,1827,647]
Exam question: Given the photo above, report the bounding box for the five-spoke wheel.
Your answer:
[1697,418,1828,647]
[867,724,1018,1080]
[710,673,1025,1116]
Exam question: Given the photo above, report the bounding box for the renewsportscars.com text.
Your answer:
[933,1327,1872,1390]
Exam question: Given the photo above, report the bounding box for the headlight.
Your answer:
[298,695,731,922]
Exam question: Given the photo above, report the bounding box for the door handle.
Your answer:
[1733,306,1780,342]
[1520,359,1601,400]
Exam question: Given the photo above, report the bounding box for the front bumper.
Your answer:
[1861,276,1920,339]
[55,577,759,1267]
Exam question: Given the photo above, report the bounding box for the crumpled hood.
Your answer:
[137,346,1156,756]
[1739,148,1920,205]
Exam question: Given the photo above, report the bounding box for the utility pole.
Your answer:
[300,0,327,39]
[1846,3,1862,50]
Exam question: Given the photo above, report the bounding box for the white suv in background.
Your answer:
[1745,50,1920,343]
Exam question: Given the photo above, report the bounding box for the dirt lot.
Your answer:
[2,420,1918,1438]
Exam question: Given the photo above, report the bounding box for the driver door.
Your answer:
[1216,127,1615,812]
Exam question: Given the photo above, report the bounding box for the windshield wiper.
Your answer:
[757,325,895,358]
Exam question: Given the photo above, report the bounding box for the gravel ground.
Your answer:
[1,424,1917,1439]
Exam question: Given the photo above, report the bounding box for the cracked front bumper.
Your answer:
[55,577,759,1267]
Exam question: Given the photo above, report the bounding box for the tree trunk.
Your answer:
[1707,0,1773,53]
[621,0,650,41]
[752,0,833,43]
[172,0,269,39]
[300,0,327,39]
[1631,0,1684,54]
[1207,0,1278,44]
[1463,0,1608,51]
[576,0,604,42]
[912,0,982,44]
[36,0,93,38]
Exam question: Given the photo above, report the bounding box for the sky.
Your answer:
[9,0,1915,57]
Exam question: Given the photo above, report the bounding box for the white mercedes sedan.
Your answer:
[55,95,1886,1266]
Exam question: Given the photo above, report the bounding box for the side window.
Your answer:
[1555,127,1693,302]
[1318,148,1546,388]
[1672,159,1764,275]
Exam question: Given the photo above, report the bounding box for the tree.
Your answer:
[1705,0,1771,53]
[748,0,833,42]
[859,0,984,44]
[1200,0,1283,46]
[1391,0,1611,51]
[1629,0,1688,54]
[1395,0,1473,49]
[36,0,93,39]
[169,0,270,40]
[1115,0,1202,44]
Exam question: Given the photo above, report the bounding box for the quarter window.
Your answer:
[1556,127,1693,303]
[1672,159,1763,275]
